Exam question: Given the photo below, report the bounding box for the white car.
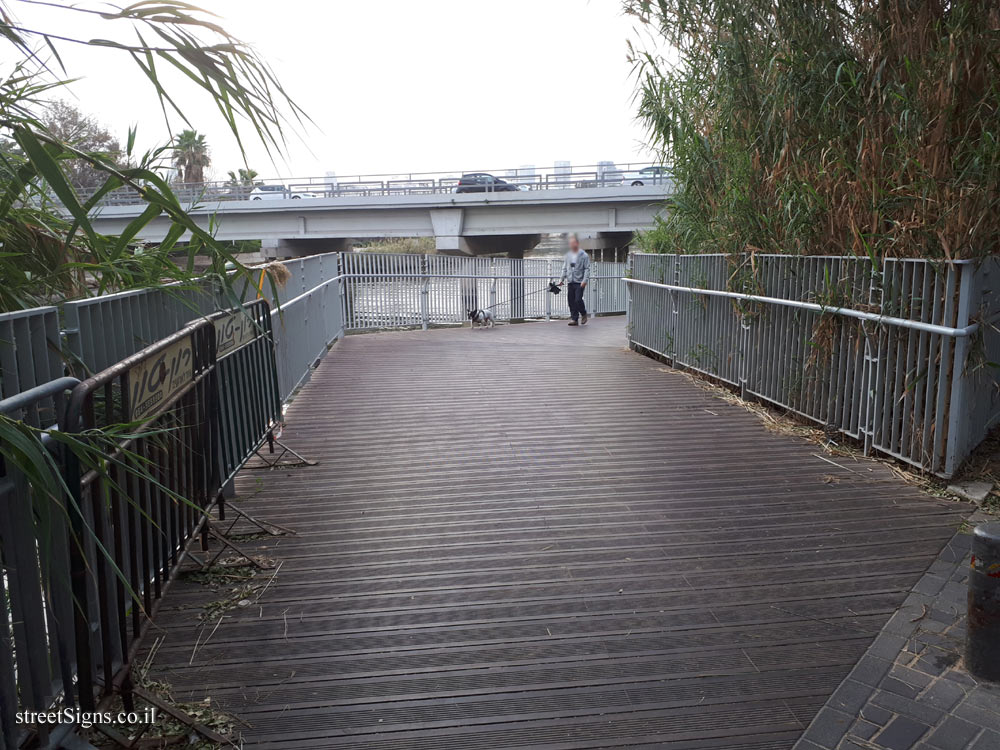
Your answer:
[620,165,672,187]
[249,184,322,200]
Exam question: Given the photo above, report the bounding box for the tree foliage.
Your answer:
[627,0,1000,260]
[41,100,123,189]
[0,0,305,310]
[227,167,259,186]
[172,128,209,183]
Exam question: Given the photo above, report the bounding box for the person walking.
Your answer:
[559,233,590,326]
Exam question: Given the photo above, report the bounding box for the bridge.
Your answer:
[142,317,965,749]
[88,163,672,257]
[2,250,991,749]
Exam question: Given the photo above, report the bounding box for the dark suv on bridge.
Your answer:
[454,173,521,193]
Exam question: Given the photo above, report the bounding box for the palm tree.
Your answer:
[172,129,211,183]
[227,167,260,185]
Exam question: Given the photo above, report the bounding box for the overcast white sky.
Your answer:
[8,0,660,180]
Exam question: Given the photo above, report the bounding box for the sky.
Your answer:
[7,0,661,181]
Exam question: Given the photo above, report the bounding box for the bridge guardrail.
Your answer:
[212,300,284,484]
[61,320,219,714]
[0,320,220,745]
[0,306,64,428]
[340,252,626,330]
[77,161,668,207]
[1,249,625,407]
[626,252,1000,478]
[270,263,346,402]
[62,281,225,376]
[0,377,80,749]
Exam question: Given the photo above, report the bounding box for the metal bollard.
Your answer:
[967,521,1000,681]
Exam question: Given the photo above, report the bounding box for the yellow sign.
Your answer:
[128,336,194,421]
[214,312,259,357]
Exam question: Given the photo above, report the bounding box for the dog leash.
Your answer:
[479,281,562,312]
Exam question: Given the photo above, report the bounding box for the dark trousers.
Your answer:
[567,282,587,321]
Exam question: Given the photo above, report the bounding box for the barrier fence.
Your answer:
[0,251,626,403]
[626,252,1000,477]
[0,302,288,746]
[0,307,64,428]
[213,301,284,484]
[0,378,80,749]
[63,321,218,712]
[340,252,627,330]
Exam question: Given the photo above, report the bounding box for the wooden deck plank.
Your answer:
[142,317,965,748]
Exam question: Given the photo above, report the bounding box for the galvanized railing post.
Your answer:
[490,262,498,312]
[546,260,552,321]
[338,252,348,333]
[860,260,885,455]
[624,253,633,341]
[738,252,750,400]
[943,262,975,475]
[420,254,430,331]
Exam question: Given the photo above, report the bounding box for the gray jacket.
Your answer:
[560,250,591,285]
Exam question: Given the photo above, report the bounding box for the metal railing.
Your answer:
[3,250,627,406]
[626,252,1000,477]
[78,162,671,207]
[62,281,225,376]
[269,266,346,402]
[340,252,627,331]
[213,300,283,484]
[1,305,291,745]
[61,321,219,713]
[0,377,79,749]
[0,321,220,746]
[0,249,625,743]
[0,306,64,427]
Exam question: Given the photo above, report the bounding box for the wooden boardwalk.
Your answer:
[147,317,966,749]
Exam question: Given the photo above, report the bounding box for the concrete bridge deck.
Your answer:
[145,317,965,749]
[89,185,665,256]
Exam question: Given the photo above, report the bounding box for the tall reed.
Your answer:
[627,0,1000,260]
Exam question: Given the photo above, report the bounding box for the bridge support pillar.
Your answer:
[263,238,351,259]
[430,208,465,254]
[436,234,542,258]
[578,231,634,262]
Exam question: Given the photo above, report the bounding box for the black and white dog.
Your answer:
[467,308,495,329]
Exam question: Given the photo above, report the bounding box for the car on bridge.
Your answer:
[454,173,522,193]
[250,184,322,200]
[620,165,672,186]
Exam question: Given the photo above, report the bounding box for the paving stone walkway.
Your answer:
[795,513,1000,750]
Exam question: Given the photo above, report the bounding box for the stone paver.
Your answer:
[794,514,1000,750]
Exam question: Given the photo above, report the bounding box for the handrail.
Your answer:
[623,276,988,338]
[0,377,80,416]
[275,272,624,312]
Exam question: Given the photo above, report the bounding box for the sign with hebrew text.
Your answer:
[128,336,194,421]
[214,312,259,357]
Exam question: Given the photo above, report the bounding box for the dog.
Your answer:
[467,309,495,329]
